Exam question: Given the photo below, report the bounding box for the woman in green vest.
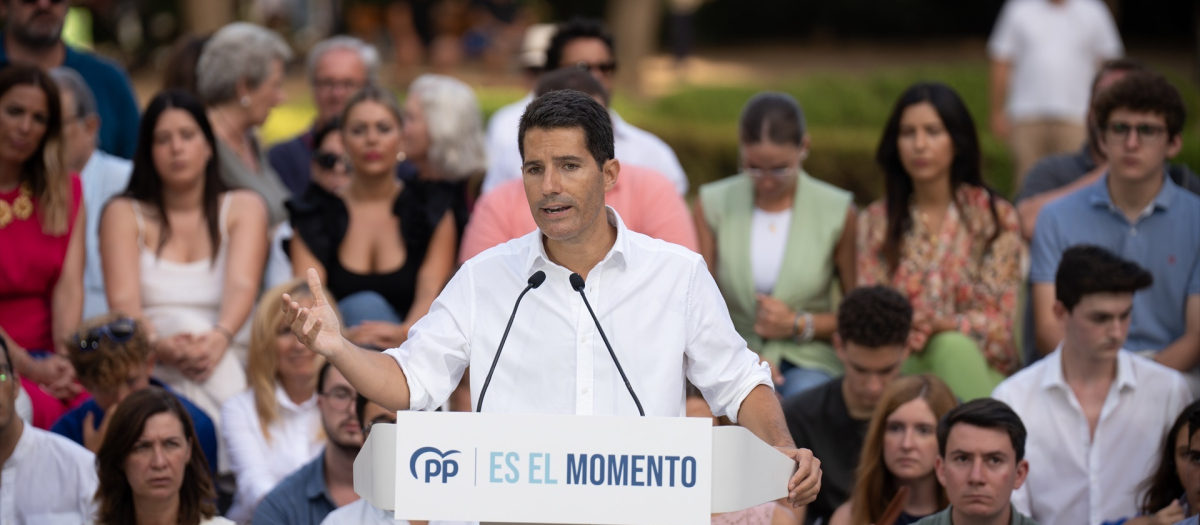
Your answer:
[693,92,857,398]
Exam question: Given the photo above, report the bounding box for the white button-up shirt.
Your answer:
[481,95,689,195]
[220,385,325,524]
[386,208,770,419]
[992,348,1192,525]
[0,425,98,525]
[80,150,133,319]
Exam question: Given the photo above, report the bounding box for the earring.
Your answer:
[240,96,251,108]
[396,151,407,162]
[799,151,809,161]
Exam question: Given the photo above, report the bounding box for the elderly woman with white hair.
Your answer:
[197,22,293,227]
[287,85,459,350]
[401,74,488,236]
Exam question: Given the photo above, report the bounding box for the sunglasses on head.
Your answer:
[76,318,137,352]
[312,150,347,170]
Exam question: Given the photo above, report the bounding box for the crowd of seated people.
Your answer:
[0,4,1197,525]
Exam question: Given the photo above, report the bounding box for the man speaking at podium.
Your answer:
[282,89,822,508]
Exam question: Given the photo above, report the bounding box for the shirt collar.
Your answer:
[8,423,37,466]
[525,206,632,274]
[1041,346,1137,391]
[304,450,331,500]
[610,110,629,139]
[275,383,319,412]
[1089,172,1180,214]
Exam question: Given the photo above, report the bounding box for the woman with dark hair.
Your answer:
[1123,400,1200,525]
[289,85,457,350]
[95,387,231,525]
[101,89,268,427]
[0,64,88,428]
[858,83,1023,400]
[830,374,958,525]
[695,91,856,397]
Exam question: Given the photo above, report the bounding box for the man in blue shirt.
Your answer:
[1030,71,1200,374]
[51,315,219,476]
[0,0,140,159]
[253,362,363,525]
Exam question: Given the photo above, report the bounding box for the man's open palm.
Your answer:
[283,269,345,358]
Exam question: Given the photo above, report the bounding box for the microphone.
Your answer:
[569,273,645,416]
[476,270,547,412]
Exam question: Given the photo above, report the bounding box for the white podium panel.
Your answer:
[393,412,712,525]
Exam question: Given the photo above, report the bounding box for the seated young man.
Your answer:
[50,314,218,475]
[994,246,1193,525]
[915,398,1035,525]
[319,394,399,525]
[782,285,912,525]
[1030,71,1200,372]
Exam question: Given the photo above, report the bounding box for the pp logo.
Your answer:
[410,447,461,483]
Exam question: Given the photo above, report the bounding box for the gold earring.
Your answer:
[396,151,407,162]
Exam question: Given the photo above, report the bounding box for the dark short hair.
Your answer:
[317,361,336,394]
[535,67,609,107]
[1093,71,1187,139]
[313,116,342,149]
[518,89,614,169]
[545,17,615,71]
[95,388,216,525]
[1055,245,1153,311]
[739,92,807,146]
[67,313,152,390]
[938,398,1027,462]
[837,286,912,348]
[356,393,371,428]
[1089,57,1148,101]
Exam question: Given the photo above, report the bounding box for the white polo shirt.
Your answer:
[481,96,689,196]
[385,208,770,418]
[992,348,1192,525]
[0,425,98,525]
[987,0,1123,123]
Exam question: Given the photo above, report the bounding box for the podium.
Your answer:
[354,412,797,525]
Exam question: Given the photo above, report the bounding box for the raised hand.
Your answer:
[283,268,346,359]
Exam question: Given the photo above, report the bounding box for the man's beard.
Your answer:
[11,18,63,50]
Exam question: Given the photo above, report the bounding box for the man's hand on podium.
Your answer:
[283,268,348,359]
[775,446,822,508]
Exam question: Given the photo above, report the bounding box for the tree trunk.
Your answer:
[606,0,663,99]
[182,0,237,34]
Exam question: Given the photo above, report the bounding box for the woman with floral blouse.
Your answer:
[858,82,1025,400]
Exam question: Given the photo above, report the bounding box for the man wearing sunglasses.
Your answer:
[1030,72,1200,379]
[0,331,100,523]
[482,16,689,197]
[50,315,219,476]
[0,0,140,159]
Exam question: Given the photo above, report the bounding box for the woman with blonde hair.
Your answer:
[219,279,334,523]
[830,375,958,525]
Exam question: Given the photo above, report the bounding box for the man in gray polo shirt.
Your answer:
[1030,71,1200,376]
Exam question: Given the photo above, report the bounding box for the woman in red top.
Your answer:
[0,65,87,428]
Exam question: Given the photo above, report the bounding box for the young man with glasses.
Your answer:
[0,0,140,159]
[1029,72,1200,377]
[50,314,218,473]
[254,361,365,525]
[0,330,99,523]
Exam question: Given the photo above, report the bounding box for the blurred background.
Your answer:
[60,0,1200,202]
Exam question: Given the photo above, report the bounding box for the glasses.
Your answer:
[321,386,355,411]
[314,79,364,93]
[312,150,348,171]
[1105,122,1167,143]
[76,318,137,352]
[572,61,617,76]
[745,166,799,179]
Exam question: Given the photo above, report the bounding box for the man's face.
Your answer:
[521,126,617,244]
[87,360,153,412]
[936,424,1028,521]
[1086,69,1130,157]
[1100,108,1183,184]
[1056,292,1133,361]
[836,336,908,414]
[59,90,98,173]
[318,367,363,450]
[359,400,395,441]
[559,37,615,93]
[3,0,68,49]
[311,49,368,124]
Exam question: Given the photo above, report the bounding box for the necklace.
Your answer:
[0,183,34,229]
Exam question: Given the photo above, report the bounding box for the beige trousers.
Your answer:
[1010,119,1088,187]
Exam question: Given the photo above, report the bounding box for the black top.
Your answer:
[781,378,869,525]
[288,181,453,321]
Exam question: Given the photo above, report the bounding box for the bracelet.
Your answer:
[212,325,233,343]
[792,313,803,337]
[793,311,815,345]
